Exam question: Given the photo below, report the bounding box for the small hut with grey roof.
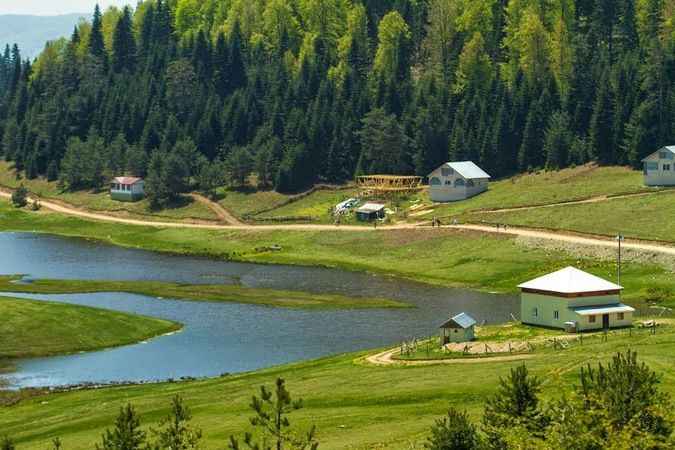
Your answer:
[519,267,634,332]
[428,161,491,202]
[439,312,477,344]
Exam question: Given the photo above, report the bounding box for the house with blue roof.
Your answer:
[439,312,477,343]
[427,161,491,202]
[642,145,675,186]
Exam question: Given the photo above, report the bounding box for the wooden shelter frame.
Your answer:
[356,175,423,198]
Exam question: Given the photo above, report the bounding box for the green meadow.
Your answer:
[0,296,179,372]
[0,276,409,310]
[1,324,674,449]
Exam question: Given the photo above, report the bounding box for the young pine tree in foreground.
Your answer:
[229,377,319,450]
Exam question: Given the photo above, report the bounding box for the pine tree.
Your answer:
[89,5,107,62]
[112,6,136,73]
[97,404,146,450]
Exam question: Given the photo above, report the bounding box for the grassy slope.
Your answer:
[468,190,675,243]
[0,296,179,361]
[0,161,217,222]
[0,202,673,307]
[428,164,653,218]
[2,326,675,449]
[0,277,410,310]
[256,188,360,223]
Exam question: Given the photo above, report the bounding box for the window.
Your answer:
[660,151,673,160]
[554,311,559,320]
[430,177,441,186]
[645,162,659,171]
[467,180,475,187]
[441,167,454,177]
[617,312,625,320]
[454,179,465,187]
[533,308,538,318]
[589,315,596,323]
[445,180,452,186]
[664,164,671,171]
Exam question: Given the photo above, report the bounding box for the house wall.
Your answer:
[521,292,627,330]
[445,327,475,343]
[643,151,675,186]
[428,166,489,202]
[111,182,145,202]
[576,311,634,331]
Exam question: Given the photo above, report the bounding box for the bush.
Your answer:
[11,184,28,208]
[425,408,481,450]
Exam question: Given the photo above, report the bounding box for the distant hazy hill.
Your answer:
[0,14,85,59]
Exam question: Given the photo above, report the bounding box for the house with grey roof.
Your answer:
[439,312,477,343]
[642,146,675,186]
[427,161,491,202]
[519,267,634,332]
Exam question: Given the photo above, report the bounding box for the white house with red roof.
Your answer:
[519,267,634,332]
[111,176,145,202]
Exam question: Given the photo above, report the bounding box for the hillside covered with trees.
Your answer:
[0,0,673,203]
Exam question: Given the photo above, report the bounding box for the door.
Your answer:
[602,314,610,330]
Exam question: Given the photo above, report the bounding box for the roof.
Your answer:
[518,267,623,294]
[430,161,491,180]
[573,304,635,316]
[356,203,386,213]
[113,176,143,185]
[642,146,675,162]
[440,312,477,329]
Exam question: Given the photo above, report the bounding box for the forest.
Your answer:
[0,0,673,203]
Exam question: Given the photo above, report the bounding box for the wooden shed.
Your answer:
[440,313,477,344]
[355,203,386,221]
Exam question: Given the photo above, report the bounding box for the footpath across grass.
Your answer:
[467,190,675,243]
[0,276,409,310]
[0,296,179,371]
[2,323,675,449]
[427,164,652,219]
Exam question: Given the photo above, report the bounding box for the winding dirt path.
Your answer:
[189,193,244,226]
[365,348,535,366]
[1,188,675,257]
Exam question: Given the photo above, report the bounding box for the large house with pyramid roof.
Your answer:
[519,267,634,331]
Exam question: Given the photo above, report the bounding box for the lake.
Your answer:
[0,232,518,388]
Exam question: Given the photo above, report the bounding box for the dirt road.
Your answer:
[453,224,675,257]
[2,189,675,257]
[189,193,244,226]
[365,348,534,366]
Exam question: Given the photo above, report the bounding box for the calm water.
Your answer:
[0,232,518,388]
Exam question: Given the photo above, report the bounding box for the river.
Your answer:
[0,232,518,388]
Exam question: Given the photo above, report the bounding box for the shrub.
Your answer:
[11,184,28,208]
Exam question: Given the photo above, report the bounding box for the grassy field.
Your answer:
[468,190,675,243]
[255,188,360,223]
[0,161,217,222]
[425,164,653,219]
[0,202,673,307]
[0,296,179,369]
[1,323,674,449]
[0,276,409,310]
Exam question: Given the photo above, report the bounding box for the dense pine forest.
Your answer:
[0,0,673,202]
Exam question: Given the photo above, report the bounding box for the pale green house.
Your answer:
[110,177,145,202]
[519,267,634,332]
